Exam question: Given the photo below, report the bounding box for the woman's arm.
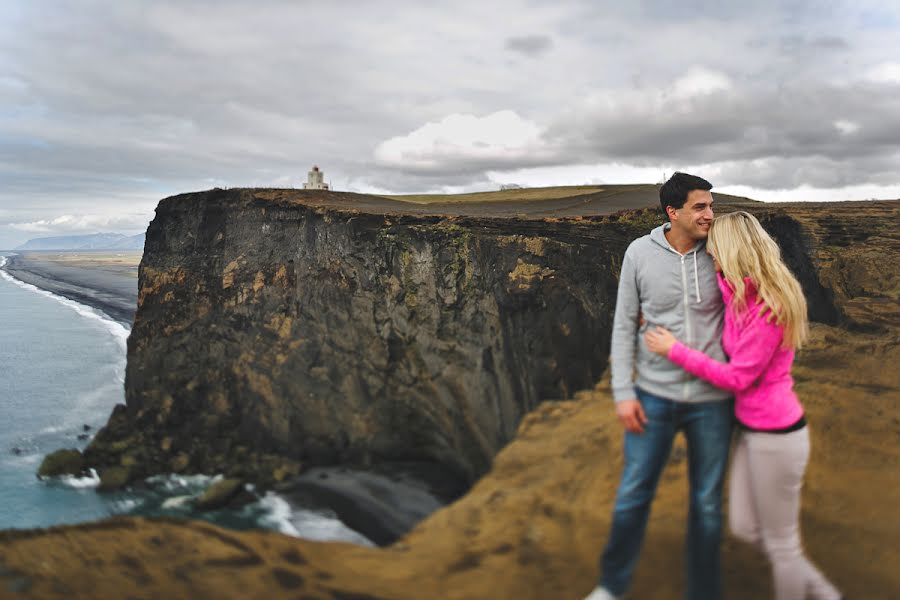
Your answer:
[644,316,784,392]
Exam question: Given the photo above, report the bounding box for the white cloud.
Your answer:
[671,67,733,99]
[834,120,860,134]
[486,163,671,187]
[865,62,900,84]
[717,182,900,203]
[10,214,150,234]
[374,110,555,173]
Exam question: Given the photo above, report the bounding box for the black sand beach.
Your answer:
[2,251,141,326]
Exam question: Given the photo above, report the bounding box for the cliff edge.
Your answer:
[83,188,668,489]
[6,194,897,599]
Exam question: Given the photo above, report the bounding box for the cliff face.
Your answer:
[82,191,898,492]
[86,189,659,486]
[12,197,899,599]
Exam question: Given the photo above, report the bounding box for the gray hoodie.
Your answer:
[610,223,731,403]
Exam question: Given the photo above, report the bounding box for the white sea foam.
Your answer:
[161,495,194,510]
[146,473,218,493]
[59,468,101,488]
[256,492,300,535]
[0,254,130,352]
[255,492,374,546]
[112,498,144,512]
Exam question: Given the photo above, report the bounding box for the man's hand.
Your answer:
[616,398,648,434]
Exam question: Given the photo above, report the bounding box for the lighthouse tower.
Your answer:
[303,165,330,190]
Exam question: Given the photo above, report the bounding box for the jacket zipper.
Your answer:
[680,254,691,401]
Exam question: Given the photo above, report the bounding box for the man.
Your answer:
[585,172,733,600]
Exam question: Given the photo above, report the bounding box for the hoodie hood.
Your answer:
[649,223,706,304]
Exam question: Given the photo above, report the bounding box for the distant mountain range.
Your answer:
[15,232,146,251]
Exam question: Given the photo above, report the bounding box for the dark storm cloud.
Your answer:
[376,70,900,191]
[505,35,554,57]
[542,78,900,189]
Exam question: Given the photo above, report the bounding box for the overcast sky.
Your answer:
[1,0,899,247]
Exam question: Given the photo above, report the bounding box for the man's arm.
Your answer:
[610,249,648,433]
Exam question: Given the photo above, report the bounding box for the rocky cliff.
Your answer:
[79,191,898,493]
[11,195,900,599]
[84,189,666,489]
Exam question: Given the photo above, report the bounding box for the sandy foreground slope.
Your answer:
[0,320,897,599]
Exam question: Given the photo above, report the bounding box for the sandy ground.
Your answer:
[0,322,896,599]
[2,251,140,325]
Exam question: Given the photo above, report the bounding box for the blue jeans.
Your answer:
[600,388,733,600]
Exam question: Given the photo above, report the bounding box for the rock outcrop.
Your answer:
[2,320,898,599]
[83,189,666,488]
[77,191,898,496]
[8,195,899,599]
[36,449,84,478]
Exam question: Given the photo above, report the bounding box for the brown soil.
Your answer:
[1,321,897,599]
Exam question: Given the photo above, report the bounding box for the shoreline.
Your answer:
[0,252,456,547]
[0,251,139,326]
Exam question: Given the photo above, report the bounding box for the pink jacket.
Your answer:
[667,274,804,430]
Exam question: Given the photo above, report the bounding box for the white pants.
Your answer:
[729,427,841,600]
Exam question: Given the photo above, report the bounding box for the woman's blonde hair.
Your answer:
[707,211,808,349]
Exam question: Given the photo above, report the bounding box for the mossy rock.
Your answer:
[272,460,302,483]
[98,466,132,492]
[37,449,84,478]
[195,478,244,510]
[120,453,140,468]
[170,453,190,473]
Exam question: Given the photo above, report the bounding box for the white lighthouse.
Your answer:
[303,165,330,190]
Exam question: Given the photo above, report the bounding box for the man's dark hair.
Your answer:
[659,172,713,214]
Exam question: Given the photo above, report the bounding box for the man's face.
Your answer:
[671,190,714,240]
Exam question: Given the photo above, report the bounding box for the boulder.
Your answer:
[37,449,83,478]
[195,478,244,510]
[98,466,131,491]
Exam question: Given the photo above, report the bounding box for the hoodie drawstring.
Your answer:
[693,251,701,303]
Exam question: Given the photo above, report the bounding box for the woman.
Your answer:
[644,211,843,600]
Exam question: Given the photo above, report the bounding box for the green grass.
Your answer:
[379,185,608,205]
[377,184,757,207]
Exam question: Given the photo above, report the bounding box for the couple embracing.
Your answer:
[584,173,843,600]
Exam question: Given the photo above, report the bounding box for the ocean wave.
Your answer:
[39,425,66,435]
[111,498,144,512]
[254,492,374,546]
[58,468,101,489]
[146,473,219,493]
[0,255,130,352]
[161,495,194,510]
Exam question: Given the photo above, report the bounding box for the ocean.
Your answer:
[0,253,371,545]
